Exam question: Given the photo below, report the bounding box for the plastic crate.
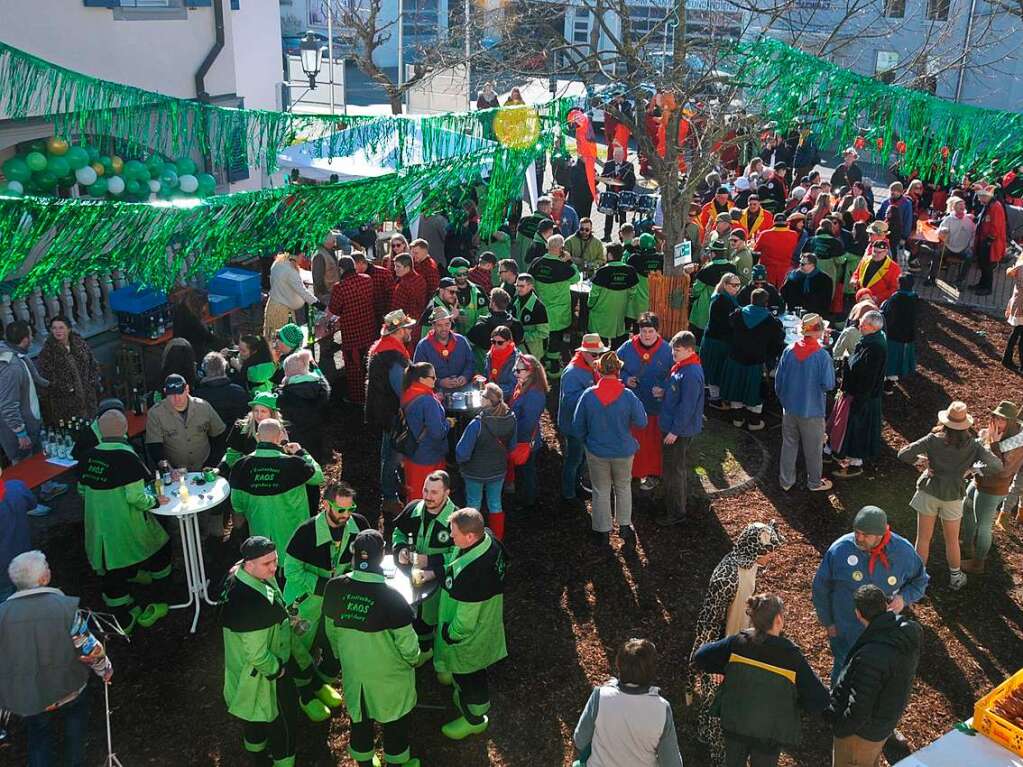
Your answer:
[207,293,234,316]
[974,667,1023,758]
[209,267,261,298]
[108,285,168,315]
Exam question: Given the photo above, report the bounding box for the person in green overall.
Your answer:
[511,273,550,360]
[391,470,458,667]
[282,481,371,704]
[448,258,490,337]
[79,409,172,634]
[230,418,324,553]
[528,234,580,379]
[222,536,308,767]
[436,508,508,740]
[688,240,739,342]
[624,232,663,322]
[322,529,423,767]
[588,243,639,347]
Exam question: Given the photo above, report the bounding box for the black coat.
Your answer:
[881,292,917,344]
[737,282,785,314]
[277,377,331,463]
[365,348,409,432]
[841,332,887,401]
[831,162,863,190]
[781,270,834,317]
[728,310,785,365]
[830,611,921,741]
[195,377,250,429]
[467,310,524,349]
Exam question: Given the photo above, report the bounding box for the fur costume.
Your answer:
[687,521,785,765]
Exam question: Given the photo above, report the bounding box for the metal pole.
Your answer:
[465,0,471,108]
[397,0,404,91]
[954,0,978,103]
[326,1,336,114]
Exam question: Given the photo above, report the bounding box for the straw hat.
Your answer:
[991,400,1020,422]
[938,401,974,431]
[576,333,610,354]
[381,309,416,335]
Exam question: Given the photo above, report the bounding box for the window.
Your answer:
[627,6,672,53]
[120,0,170,6]
[573,8,590,45]
[875,50,898,83]
[883,0,905,17]
[927,0,950,19]
[403,0,440,43]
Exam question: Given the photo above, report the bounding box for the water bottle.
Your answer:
[40,426,50,458]
[61,430,73,460]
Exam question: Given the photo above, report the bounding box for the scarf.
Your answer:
[801,268,820,294]
[400,381,435,406]
[671,353,702,374]
[369,334,410,359]
[793,336,822,361]
[593,376,626,406]
[740,305,770,328]
[427,330,456,360]
[489,342,516,379]
[569,352,598,381]
[630,336,664,363]
[867,525,892,574]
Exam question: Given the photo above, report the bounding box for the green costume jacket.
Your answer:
[731,246,754,286]
[391,498,458,628]
[322,570,421,724]
[230,442,324,552]
[222,568,303,723]
[528,254,580,332]
[78,439,168,575]
[220,419,257,478]
[689,258,738,330]
[588,260,638,339]
[456,282,489,336]
[625,247,663,319]
[246,361,277,395]
[283,512,370,647]
[565,234,605,273]
[436,532,508,675]
[510,290,550,359]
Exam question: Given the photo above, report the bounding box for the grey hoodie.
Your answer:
[456,408,517,482]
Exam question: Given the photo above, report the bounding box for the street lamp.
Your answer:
[299,31,324,89]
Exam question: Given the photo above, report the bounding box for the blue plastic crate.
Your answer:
[207,293,235,316]
[209,267,261,298]
[108,285,168,315]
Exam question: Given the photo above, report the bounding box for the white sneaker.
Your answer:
[949,570,968,591]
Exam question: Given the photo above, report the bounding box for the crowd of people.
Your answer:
[1,118,1023,767]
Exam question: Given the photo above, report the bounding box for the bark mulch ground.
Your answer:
[2,300,1022,766]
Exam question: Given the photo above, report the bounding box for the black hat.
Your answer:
[438,277,456,289]
[240,536,276,561]
[716,186,730,195]
[163,374,187,395]
[97,398,126,416]
[352,529,385,572]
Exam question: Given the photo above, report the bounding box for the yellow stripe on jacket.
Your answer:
[727,652,797,684]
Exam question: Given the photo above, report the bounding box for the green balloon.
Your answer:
[65,146,89,170]
[175,157,197,176]
[28,141,46,155]
[2,183,22,197]
[125,178,143,197]
[158,185,175,200]
[35,170,57,189]
[2,157,31,183]
[123,160,146,181]
[86,146,100,164]
[160,168,179,188]
[146,155,164,174]
[24,152,47,172]
[46,155,69,178]
[99,156,113,175]
[196,172,217,196]
[87,177,108,196]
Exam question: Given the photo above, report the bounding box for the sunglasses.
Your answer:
[513,367,529,374]
[580,228,592,234]
[326,499,357,512]
[423,374,437,380]
[874,243,889,249]
[391,243,403,249]
[492,339,507,346]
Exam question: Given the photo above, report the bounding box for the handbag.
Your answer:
[826,392,854,455]
[392,406,425,458]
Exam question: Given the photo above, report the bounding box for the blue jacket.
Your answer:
[877,195,914,240]
[484,348,519,401]
[402,391,450,465]
[811,531,929,646]
[659,359,705,438]
[413,332,475,383]
[616,337,673,416]
[558,358,596,437]
[0,480,36,594]
[510,387,545,449]
[572,380,648,459]
[774,343,836,418]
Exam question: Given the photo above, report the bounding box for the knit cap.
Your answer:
[276,323,305,351]
[853,506,888,536]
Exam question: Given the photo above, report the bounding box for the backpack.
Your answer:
[392,405,424,458]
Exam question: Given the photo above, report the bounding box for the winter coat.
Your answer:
[0,479,33,595]
[660,357,705,438]
[277,374,331,463]
[0,341,46,461]
[573,378,648,459]
[509,387,545,450]
[413,332,475,383]
[36,332,99,423]
[881,290,918,344]
[625,247,664,318]
[365,341,409,432]
[588,260,639,339]
[401,389,450,465]
[781,269,834,317]
[754,226,800,289]
[689,259,738,330]
[528,254,581,332]
[617,337,673,416]
[329,271,377,350]
[195,376,250,428]
[976,198,1008,263]
[456,409,517,482]
[565,234,606,273]
[737,281,785,314]
[1006,263,1023,321]
[558,356,597,437]
[728,307,785,366]
[775,341,835,418]
[852,255,901,304]
[829,611,921,742]
[467,311,524,350]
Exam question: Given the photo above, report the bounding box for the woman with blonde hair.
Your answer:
[898,401,1002,590]
[263,251,321,341]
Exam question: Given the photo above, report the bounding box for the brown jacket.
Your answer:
[1005,264,1023,322]
[976,425,1023,496]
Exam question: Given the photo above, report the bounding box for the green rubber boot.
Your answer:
[300,696,331,723]
[137,602,169,628]
[315,683,344,709]
[436,671,453,686]
[441,715,489,740]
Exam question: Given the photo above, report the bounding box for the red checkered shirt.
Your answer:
[467,265,493,292]
[366,263,395,325]
[415,256,441,296]
[329,272,377,349]
[391,271,429,323]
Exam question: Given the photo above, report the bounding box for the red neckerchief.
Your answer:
[793,337,822,361]
[631,335,664,363]
[868,526,892,574]
[508,383,529,408]
[593,376,626,406]
[671,353,701,374]
[400,381,435,406]
[369,334,410,359]
[0,479,7,503]
[489,342,516,379]
[427,330,456,360]
[569,352,598,382]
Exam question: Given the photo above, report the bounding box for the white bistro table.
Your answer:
[892,721,1023,766]
[382,554,439,606]
[150,471,230,633]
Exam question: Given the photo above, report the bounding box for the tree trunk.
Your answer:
[389,94,404,114]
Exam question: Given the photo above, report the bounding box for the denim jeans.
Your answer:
[961,481,1004,562]
[379,431,401,502]
[464,478,504,515]
[561,435,586,499]
[25,686,90,767]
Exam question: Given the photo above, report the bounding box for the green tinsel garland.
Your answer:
[733,39,1023,182]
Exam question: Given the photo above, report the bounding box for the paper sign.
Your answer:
[673,240,692,267]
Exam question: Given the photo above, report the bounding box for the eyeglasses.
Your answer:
[873,243,889,250]
[492,339,508,347]
[579,228,592,234]
[422,374,437,380]
[390,243,403,249]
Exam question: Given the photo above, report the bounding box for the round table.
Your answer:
[381,554,439,606]
[444,385,484,415]
[150,472,230,633]
[571,280,593,333]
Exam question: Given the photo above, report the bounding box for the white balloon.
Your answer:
[5,180,23,194]
[107,175,125,195]
[75,166,98,186]
[148,179,161,193]
[178,174,199,194]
